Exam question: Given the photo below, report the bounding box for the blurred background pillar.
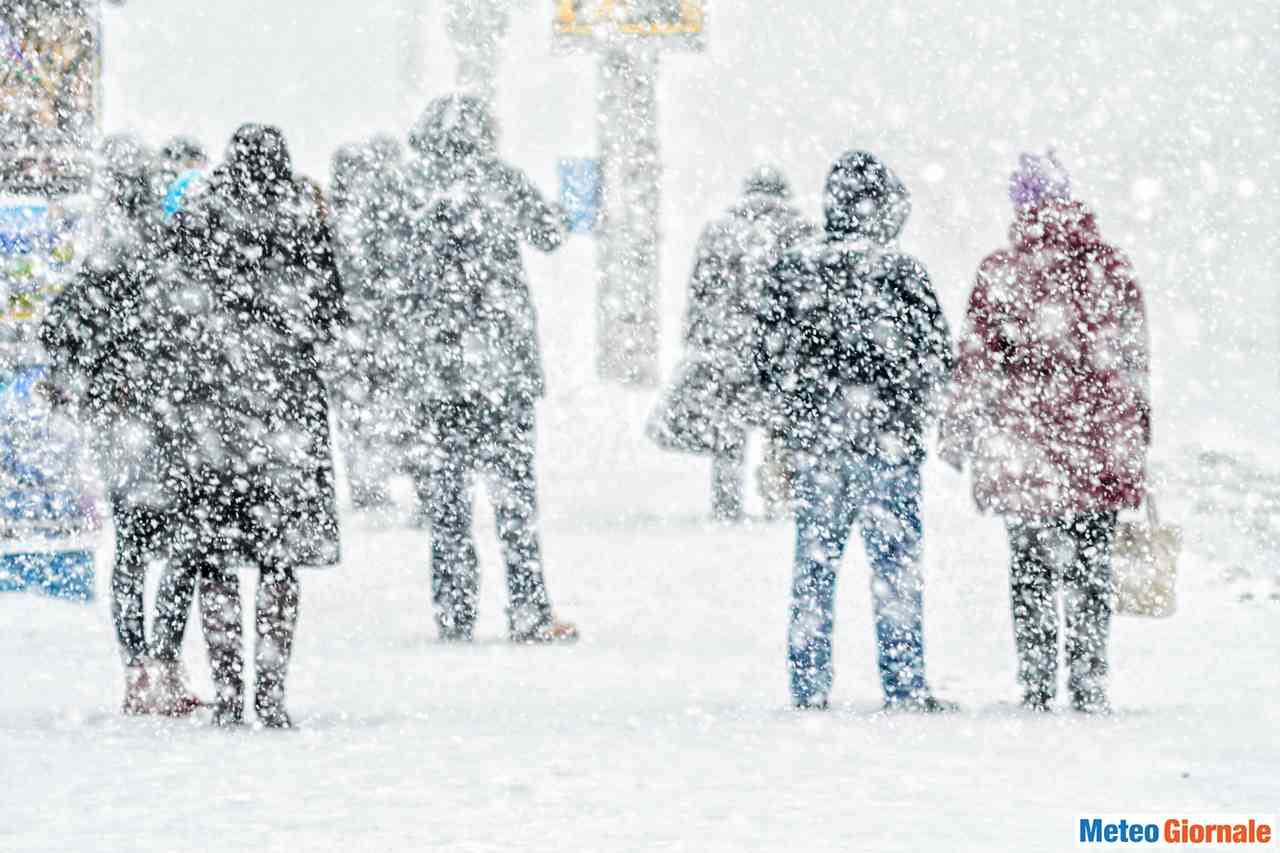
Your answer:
[445,0,511,105]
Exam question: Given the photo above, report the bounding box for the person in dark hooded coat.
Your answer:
[757,150,954,712]
[373,94,576,644]
[650,166,813,521]
[40,133,205,717]
[169,123,346,727]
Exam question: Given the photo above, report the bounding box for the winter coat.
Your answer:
[40,212,192,512]
[755,151,952,464]
[371,95,565,406]
[940,199,1150,517]
[649,193,813,454]
[169,124,345,567]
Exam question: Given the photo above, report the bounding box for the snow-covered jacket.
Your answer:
[372,95,565,405]
[170,124,345,566]
[647,192,813,455]
[756,151,952,463]
[684,193,814,393]
[940,199,1150,516]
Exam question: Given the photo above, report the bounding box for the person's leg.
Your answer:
[858,463,931,704]
[711,428,747,522]
[757,430,794,520]
[110,505,152,713]
[254,562,300,728]
[198,563,245,726]
[788,457,858,707]
[110,506,151,670]
[1064,511,1118,712]
[145,524,204,716]
[427,415,480,641]
[1006,518,1060,709]
[486,400,558,640]
[150,513,198,664]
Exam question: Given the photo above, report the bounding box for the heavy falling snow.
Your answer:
[1,1,1277,851]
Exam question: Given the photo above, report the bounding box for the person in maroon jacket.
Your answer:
[941,151,1151,714]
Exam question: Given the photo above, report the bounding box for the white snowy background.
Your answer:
[3,2,1277,851]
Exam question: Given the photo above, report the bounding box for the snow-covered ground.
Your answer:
[3,2,1277,850]
[4,374,1278,851]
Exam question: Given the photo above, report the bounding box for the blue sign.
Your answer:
[558,158,601,235]
[0,363,96,603]
[0,203,52,257]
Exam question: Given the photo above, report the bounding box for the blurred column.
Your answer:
[445,0,512,104]
[596,44,661,387]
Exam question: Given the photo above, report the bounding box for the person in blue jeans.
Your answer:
[790,460,932,707]
[757,151,956,711]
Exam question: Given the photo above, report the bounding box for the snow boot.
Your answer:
[510,617,579,645]
[122,663,153,715]
[1022,690,1053,713]
[792,693,830,711]
[148,658,204,717]
[882,693,960,714]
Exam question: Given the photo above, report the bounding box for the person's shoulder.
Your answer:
[976,247,1017,281]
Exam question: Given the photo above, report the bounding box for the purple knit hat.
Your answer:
[1009,149,1071,207]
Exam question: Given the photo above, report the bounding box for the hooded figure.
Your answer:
[648,165,813,521]
[156,135,209,221]
[940,153,1150,714]
[373,95,576,644]
[164,123,346,727]
[41,133,204,717]
[329,139,402,511]
[756,150,954,712]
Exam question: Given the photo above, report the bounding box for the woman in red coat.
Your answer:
[941,152,1150,714]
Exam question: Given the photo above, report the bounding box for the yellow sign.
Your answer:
[554,0,705,39]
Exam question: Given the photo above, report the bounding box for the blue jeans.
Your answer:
[789,455,929,705]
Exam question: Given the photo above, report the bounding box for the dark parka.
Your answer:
[170,124,345,567]
[40,134,191,512]
[371,95,564,406]
[756,151,952,464]
[649,173,814,454]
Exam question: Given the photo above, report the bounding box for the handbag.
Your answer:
[1112,492,1181,618]
[645,357,736,456]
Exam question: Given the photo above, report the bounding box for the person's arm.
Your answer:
[938,258,1005,469]
[503,164,566,253]
[1112,251,1152,446]
[38,268,112,401]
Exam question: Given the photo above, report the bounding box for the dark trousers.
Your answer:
[426,396,553,639]
[1006,511,1117,707]
[195,559,300,720]
[109,502,196,667]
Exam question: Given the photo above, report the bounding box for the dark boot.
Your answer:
[198,569,245,727]
[254,566,300,729]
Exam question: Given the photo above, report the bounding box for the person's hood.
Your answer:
[408,94,498,161]
[742,165,790,200]
[96,133,154,218]
[822,150,910,244]
[220,123,294,202]
[1010,198,1101,253]
[330,143,372,206]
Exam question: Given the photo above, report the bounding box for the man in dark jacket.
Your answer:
[170,124,346,727]
[658,167,813,521]
[374,94,576,644]
[41,133,203,716]
[757,150,954,711]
